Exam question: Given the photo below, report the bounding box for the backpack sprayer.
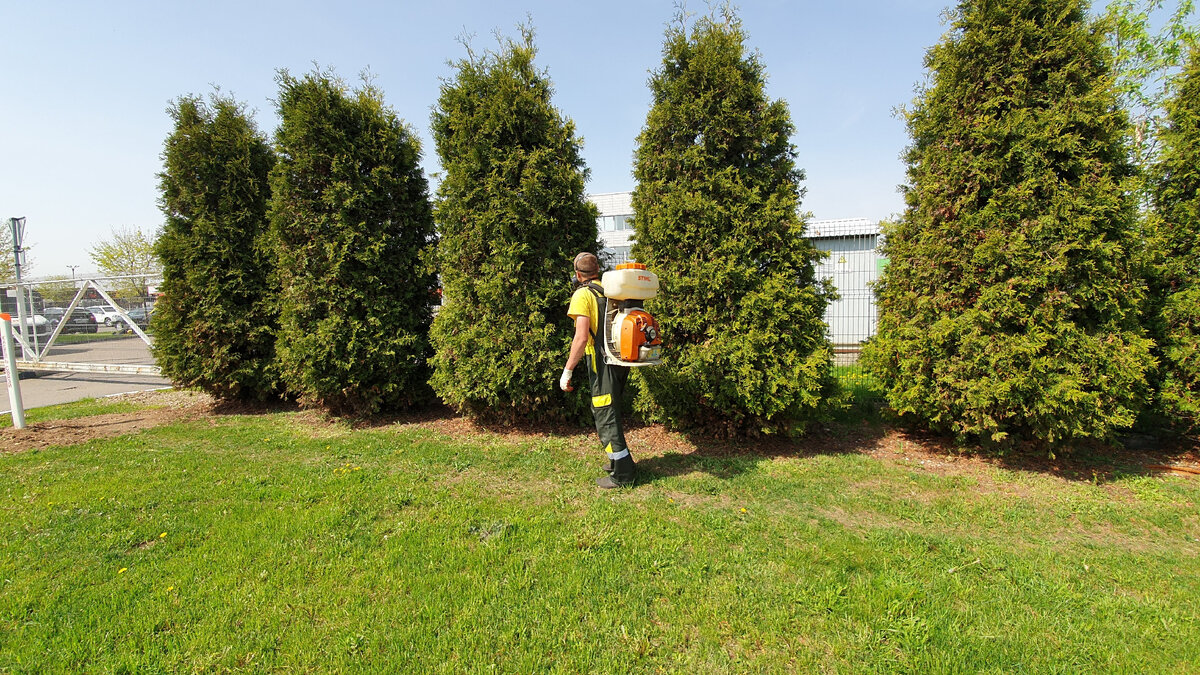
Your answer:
[599,263,663,367]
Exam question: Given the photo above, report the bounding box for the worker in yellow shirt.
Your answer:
[560,252,636,488]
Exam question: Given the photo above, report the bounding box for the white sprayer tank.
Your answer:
[601,263,659,300]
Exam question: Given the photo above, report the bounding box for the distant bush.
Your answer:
[428,28,600,424]
[863,0,1154,446]
[268,69,436,415]
[630,9,835,437]
[154,94,279,400]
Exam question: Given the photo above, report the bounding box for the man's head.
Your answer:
[573,252,600,281]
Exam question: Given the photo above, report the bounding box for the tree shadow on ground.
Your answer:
[203,395,1200,487]
[629,414,1200,487]
[630,418,892,486]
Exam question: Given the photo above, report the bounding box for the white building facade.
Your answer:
[588,192,883,351]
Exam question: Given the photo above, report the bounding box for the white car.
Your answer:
[8,314,52,340]
[87,306,123,326]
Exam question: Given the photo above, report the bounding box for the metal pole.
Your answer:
[8,218,29,358]
[1,313,26,429]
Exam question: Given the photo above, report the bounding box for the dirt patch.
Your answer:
[0,390,214,454]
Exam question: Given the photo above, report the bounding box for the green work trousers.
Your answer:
[584,348,630,462]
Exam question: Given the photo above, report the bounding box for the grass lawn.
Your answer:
[0,398,152,429]
[1,402,1198,672]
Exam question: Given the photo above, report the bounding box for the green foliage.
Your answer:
[88,226,160,298]
[154,93,279,401]
[1103,0,1198,169]
[429,27,600,423]
[630,9,835,437]
[863,0,1155,446]
[36,275,79,306]
[0,225,18,282]
[1149,47,1200,429]
[268,69,436,415]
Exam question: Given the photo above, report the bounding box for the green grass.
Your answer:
[0,396,155,428]
[2,410,1198,673]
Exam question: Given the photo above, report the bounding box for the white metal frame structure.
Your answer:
[8,276,161,376]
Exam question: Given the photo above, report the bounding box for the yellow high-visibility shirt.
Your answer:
[567,283,599,356]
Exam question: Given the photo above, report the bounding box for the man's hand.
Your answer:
[559,367,574,392]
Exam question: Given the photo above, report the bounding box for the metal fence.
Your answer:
[2,275,160,375]
[809,221,883,369]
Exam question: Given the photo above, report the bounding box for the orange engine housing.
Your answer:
[618,309,662,362]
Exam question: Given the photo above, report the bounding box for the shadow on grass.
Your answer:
[631,418,892,486]
[199,384,1198,488]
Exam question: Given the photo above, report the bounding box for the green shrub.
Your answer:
[1149,47,1200,431]
[863,0,1154,446]
[429,28,600,424]
[630,9,835,437]
[268,69,436,415]
[154,94,279,400]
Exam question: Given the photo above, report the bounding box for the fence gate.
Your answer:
[809,219,884,366]
[3,275,161,376]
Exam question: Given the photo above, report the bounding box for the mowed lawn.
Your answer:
[1,404,1198,673]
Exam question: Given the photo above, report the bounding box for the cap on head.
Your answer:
[573,252,600,279]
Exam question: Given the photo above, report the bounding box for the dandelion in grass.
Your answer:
[118,568,128,574]
[159,532,166,538]
[167,585,174,592]
[740,508,747,514]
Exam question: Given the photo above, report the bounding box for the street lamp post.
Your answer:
[67,265,78,279]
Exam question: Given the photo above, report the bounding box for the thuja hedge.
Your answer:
[154,94,279,400]
[268,69,437,415]
[1149,47,1200,431]
[428,28,600,424]
[630,10,835,437]
[863,0,1154,446]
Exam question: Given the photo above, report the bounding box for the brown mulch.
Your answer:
[0,390,215,454]
[1,389,1197,485]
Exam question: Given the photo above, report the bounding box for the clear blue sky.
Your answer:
[1,0,952,278]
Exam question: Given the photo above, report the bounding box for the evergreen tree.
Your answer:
[863,0,1154,446]
[429,28,600,423]
[269,69,436,415]
[155,94,278,400]
[1149,47,1200,430]
[630,9,834,437]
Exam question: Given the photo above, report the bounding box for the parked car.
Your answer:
[41,307,100,334]
[10,314,52,340]
[86,306,122,326]
[113,306,153,334]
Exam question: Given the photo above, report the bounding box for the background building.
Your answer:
[589,192,883,357]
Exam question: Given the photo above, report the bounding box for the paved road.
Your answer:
[0,371,172,414]
[1,331,172,414]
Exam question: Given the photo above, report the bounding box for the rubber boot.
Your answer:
[597,454,636,488]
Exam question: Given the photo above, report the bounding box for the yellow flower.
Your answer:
[118,568,128,574]
[159,532,167,538]
[167,585,175,592]
[668,498,675,503]
[740,508,747,513]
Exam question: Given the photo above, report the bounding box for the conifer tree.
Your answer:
[429,28,600,423]
[155,94,278,400]
[630,9,834,436]
[863,0,1154,445]
[1149,47,1200,430]
[269,69,436,414]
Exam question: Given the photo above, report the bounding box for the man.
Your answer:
[559,252,637,488]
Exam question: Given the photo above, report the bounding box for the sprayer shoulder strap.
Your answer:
[585,282,608,353]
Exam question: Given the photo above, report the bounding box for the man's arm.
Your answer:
[560,315,590,391]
